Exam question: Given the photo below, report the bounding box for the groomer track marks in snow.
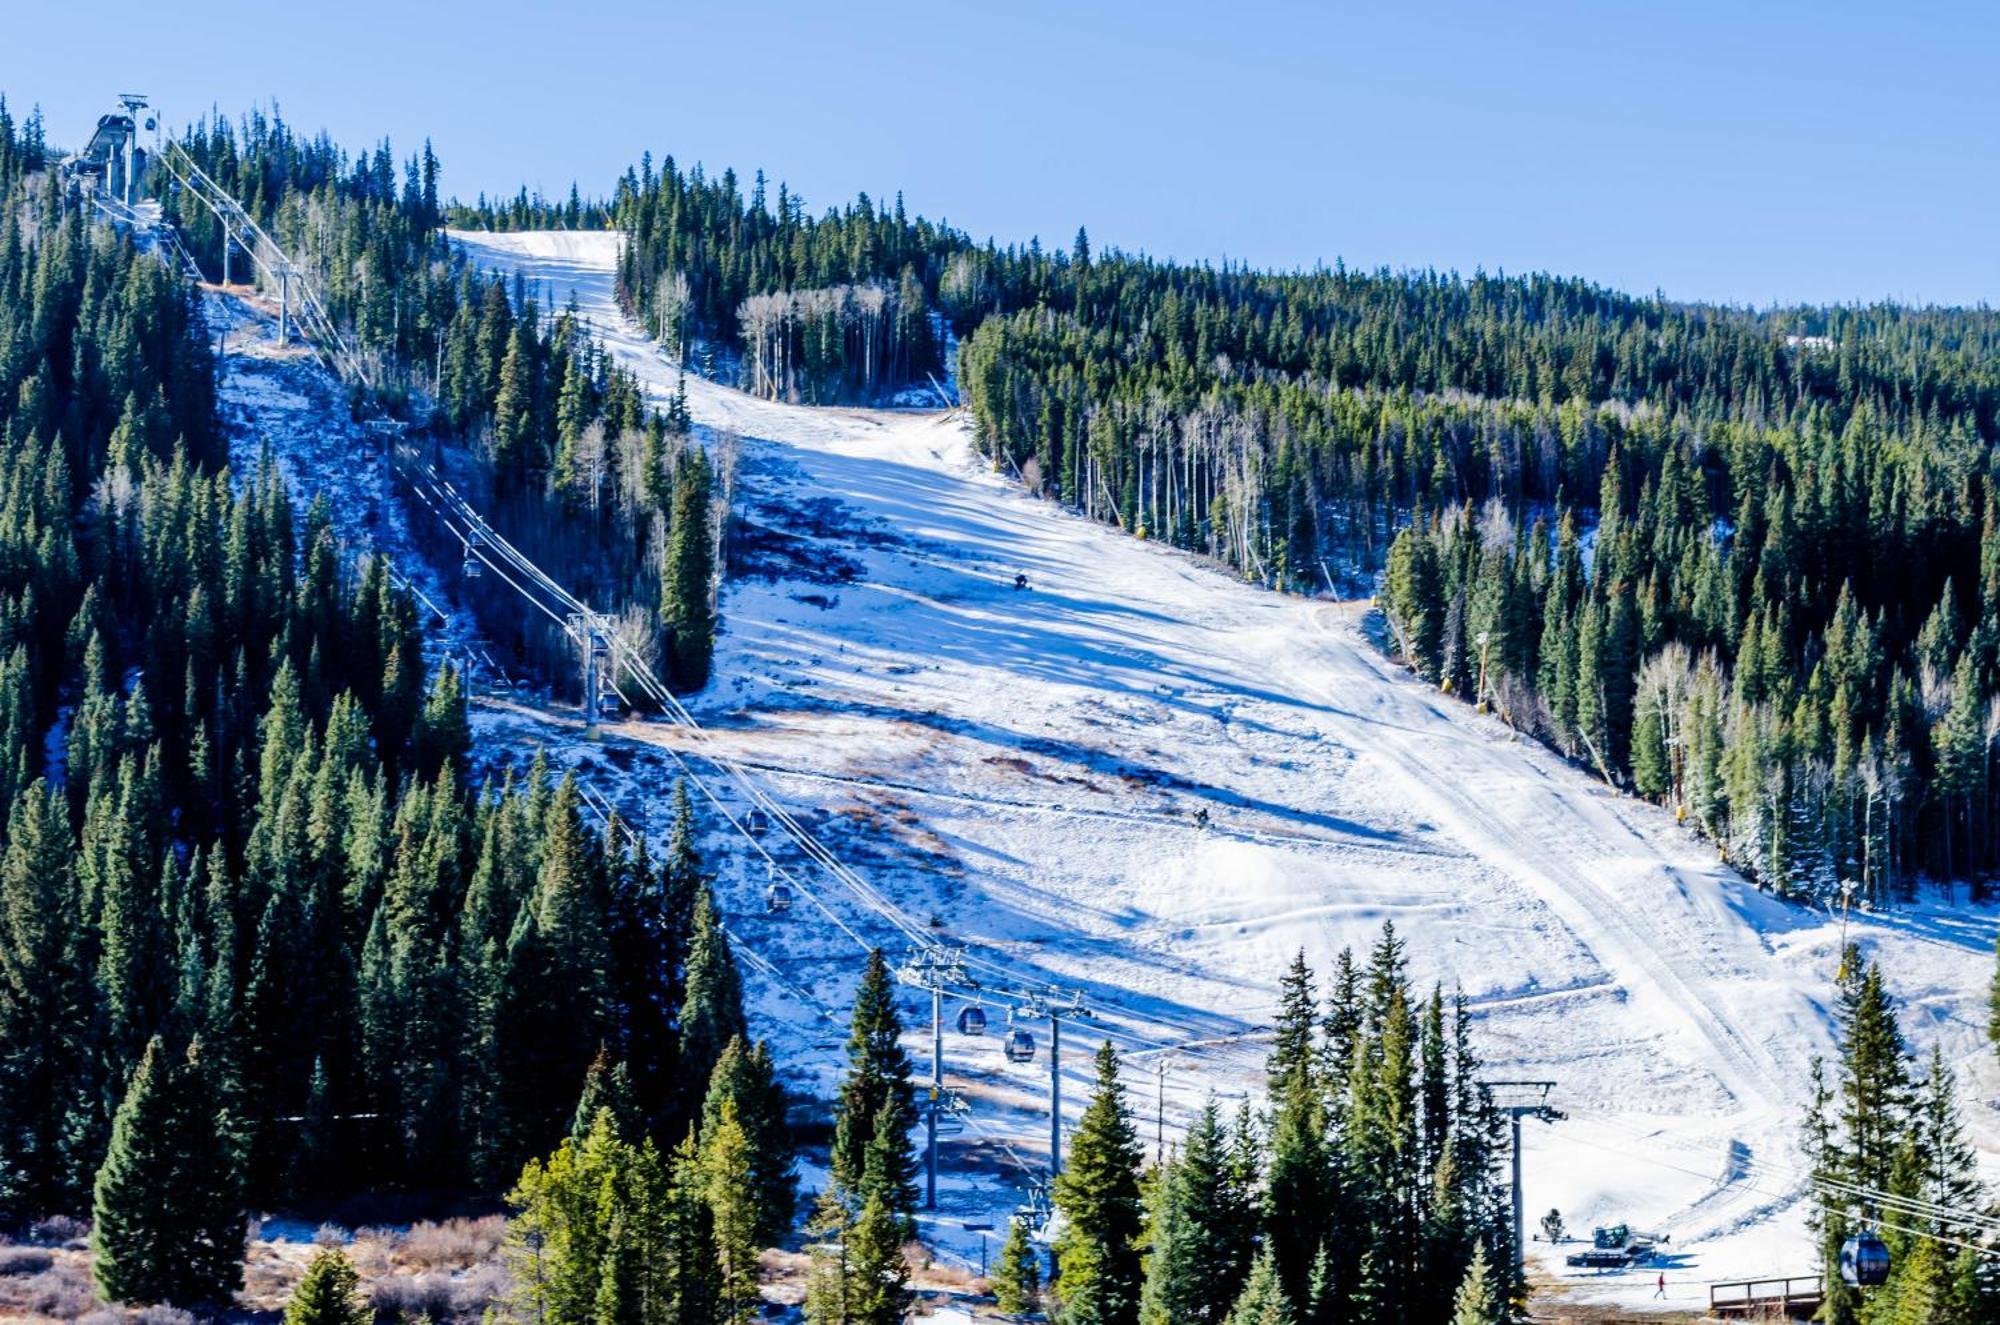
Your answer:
[446,229,1997,1308]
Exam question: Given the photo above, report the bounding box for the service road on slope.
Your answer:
[436,229,2000,1309]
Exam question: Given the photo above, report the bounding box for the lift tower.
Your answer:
[567,612,612,731]
[1017,988,1094,1177]
[1483,1080,1564,1284]
[898,946,972,1209]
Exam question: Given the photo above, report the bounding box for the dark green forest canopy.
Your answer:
[152,106,2000,904]
[0,103,728,1255]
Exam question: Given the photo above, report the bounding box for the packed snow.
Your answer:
[213,227,2000,1312]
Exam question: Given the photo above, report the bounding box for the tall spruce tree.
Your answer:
[92,1036,244,1307]
[993,1216,1043,1317]
[678,879,747,1104]
[830,949,915,1208]
[1141,1101,1255,1325]
[702,1035,797,1242]
[662,445,717,690]
[1052,1041,1145,1325]
[0,779,95,1215]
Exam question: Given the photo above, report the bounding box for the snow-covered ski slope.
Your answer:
[448,230,1998,1308]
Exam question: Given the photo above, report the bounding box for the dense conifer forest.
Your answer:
[957,246,2000,904]
[591,138,2000,905]
[5,87,2000,1324]
[160,110,721,695]
[0,101,754,1307]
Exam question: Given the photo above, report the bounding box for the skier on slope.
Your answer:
[1655,1272,1666,1299]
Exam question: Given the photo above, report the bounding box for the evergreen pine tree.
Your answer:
[1140,1101,1253,1325]
[703,1100,764,1324]
[1448,1241,1504,1325]
[281,1248,370,1325]
[0,779,96,1214]
[803,1186,856,1325]
[1224,1248,1294,1325]
[1052,1041,1145,1325]
[831,949,914,1205]
[92,1036,244,1307]
[992,1216,1043,1317]
[848,1182,911,1325]
[662,446,717,690]
[702,1035,797,1243]
[678,879,747,1103]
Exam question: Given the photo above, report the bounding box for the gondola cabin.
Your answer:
[1840,1233,1890,1288]
[745,808,771,836]
[1004,1029,1036,1063]
[764,882,794,914]
[956,1006,988,1036]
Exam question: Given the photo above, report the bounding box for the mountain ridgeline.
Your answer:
[588,152,2000,905]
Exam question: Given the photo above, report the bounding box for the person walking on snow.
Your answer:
[1655,1273,1667,1299]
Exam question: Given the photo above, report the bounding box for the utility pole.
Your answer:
[897,946,970,1210]
[1484,1080,1563,1288]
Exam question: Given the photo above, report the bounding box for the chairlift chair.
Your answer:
[956,1006,988,1037]
[1840,1232,1891,1288]
[460,536,484,579]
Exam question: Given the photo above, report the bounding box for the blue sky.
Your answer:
[4,0,1993,306]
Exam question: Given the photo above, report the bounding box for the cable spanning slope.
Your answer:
[153,139,374,388]
[436,229,2000,1306]
[401,458,1208,1052]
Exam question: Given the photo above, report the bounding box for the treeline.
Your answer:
[1024,927,1510,1325]
[948,234,2000,901]
[0,120,754,1311]
[163,110,724,694]
[1809,951,1994,1325]
[445,181,611,233]
[609,159,949,403]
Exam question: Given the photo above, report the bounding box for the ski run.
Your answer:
[211,227,2000,1312]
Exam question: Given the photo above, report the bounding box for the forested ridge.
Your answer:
[0,100,760,1310]
[958,242,2000,904]
[160,109,722,694]
[594,138,2000,902]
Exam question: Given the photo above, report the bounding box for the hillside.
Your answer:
[435,230,2000,1310]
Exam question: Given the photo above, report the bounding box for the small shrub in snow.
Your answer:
[27,1215,88,1247]
[396,1216,504,1269]
[2,1266,100,1318]
[0,1246,56,1274]
[371,1273,456,1321]
[134,1307,195,1325]
[313,1222,349,1247]
[452,1263,511,1317]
